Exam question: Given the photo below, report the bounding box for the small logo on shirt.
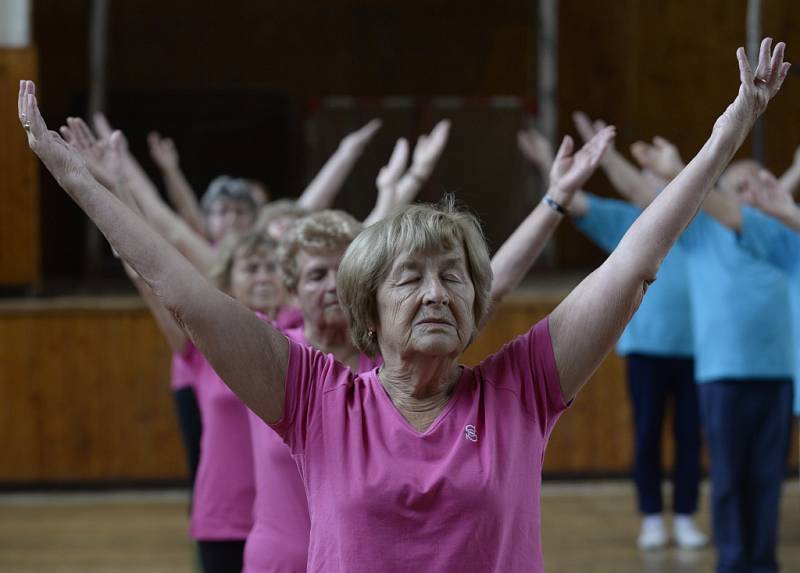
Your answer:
[464,424,478,442]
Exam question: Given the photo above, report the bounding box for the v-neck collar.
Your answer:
[366,365,469,437]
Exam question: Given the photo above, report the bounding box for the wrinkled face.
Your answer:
[206,198,256,242]
[718,160,762,200]
[294,248,348,330]
[376,245,475,359]
[229,247,285,313]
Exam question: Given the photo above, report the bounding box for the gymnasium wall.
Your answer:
[2,293,797,486]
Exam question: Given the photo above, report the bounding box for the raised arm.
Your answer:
[148,131,207,236]
[297,119,382,211]
[631,134,743,230]
[549,39,790,401]
[573,111,659,208]
[393,120,451,206]
[19,81,289,424]
[112,130,216,272]
[364,138,409,225]
[482,126,614,326]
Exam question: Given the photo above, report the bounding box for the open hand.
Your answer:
[411,119,451,175]
[148,132,180,171]
[715,38,790,135]
[549,126,616,203]
[18,80,89,187]
[630,136,685,181]
[340,118,382,155]
[59,116,117,189]
[376,138,409,193]
[742,168,797,220]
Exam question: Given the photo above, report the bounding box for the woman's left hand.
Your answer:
[548,126,615,204]
[18,80,89,188]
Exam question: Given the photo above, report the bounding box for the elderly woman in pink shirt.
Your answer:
[19,38,789,572]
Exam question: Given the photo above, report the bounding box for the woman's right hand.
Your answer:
[714,38,790,139]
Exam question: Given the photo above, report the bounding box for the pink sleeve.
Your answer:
[269,338,340,454]
[170,342,201,390]
[477,317,568,436]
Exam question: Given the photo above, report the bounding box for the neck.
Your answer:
[378,353,461,417]
[304,319,357,364]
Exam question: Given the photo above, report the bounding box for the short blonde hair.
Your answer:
[278,210,363,291]
[209,229,279,291]
[337,196,492,356]
[255,199,308,234]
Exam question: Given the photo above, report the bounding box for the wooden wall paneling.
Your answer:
[0,47,40,286]
[0,304,185,483]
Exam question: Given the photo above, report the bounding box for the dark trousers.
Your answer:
[627,354,701,515]
[173,387,203,490]
[198,540,245,573]
[699,379,793,573]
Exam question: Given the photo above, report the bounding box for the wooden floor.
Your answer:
[0,481,798,572]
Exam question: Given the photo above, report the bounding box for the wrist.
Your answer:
[542,193,568,216]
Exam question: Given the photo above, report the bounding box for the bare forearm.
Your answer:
[119,159,215,272]
[551,126,746,400]
[601,149,658,208]
[128,272,189,355]
[613,130,741,280]
[161,166,206,235]
[298,146,361,211]
[700,191,742,231]
[487,200,562,320]
[61,171,288,422]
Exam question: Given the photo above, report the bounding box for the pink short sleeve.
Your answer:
[269,338,344,454]
[476,316,568,437]
[169,342,202,391]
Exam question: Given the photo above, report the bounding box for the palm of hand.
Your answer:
[714,40,789,134]
[413,120,450,169]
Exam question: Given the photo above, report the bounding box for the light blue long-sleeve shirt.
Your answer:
[572,193,693,357]
[738,207,800,413]
[678,210,792,383]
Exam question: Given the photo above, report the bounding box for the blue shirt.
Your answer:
[573,194,693,357]
[739,207,800,413]
[678,210,792,383]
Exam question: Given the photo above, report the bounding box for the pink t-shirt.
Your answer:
[170,349,197,391]
[244,325,381,573]
[271,318,567,572]
[275,306,304,331]
[188,342,256,540]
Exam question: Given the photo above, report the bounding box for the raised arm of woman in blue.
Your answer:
[549,39,790,402]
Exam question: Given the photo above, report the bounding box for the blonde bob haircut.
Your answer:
[278,209,363,291]
[337,196,493,357]
[209,229,279,292]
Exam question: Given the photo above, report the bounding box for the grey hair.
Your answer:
[201,175,257,214]
[337,196,493,357]
[278,210,363,291]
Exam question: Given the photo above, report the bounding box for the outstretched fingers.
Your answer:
[737,47,755,87]
[23,82,47,139]
[754,37,773,81]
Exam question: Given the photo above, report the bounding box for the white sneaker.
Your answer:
[672,514,708,549]
[638,515,668,550]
